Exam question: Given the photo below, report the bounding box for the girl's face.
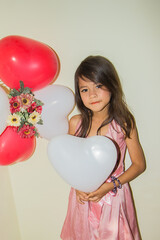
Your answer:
[78,76,111,114]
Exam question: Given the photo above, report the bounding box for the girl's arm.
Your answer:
[88,126,146,202]
[116,125,146,185]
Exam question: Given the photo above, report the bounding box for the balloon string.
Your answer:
[0,79,10,94]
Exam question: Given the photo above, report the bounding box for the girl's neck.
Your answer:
[92,109,109,123]
[88,111,110,137]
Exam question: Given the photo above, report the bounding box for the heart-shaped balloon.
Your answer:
[35,85,75,140]
[0,87,10,135]
[48,134,117,192]
[0,35,60,91]
[0,127,36,165]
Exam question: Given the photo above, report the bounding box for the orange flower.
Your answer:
[18,125,35,138]
[19,93,34,109]
[9,96,21,113]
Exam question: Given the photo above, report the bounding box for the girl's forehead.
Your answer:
[78,75,98,84]
[78,77,95,87]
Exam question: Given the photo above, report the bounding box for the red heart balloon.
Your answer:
[0,127,36,166]
[0,35,60,91]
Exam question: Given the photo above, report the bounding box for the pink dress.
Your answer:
[61,120,141,240]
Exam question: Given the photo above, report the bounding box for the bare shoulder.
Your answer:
[125,125,140,144]
[69,114,81,135]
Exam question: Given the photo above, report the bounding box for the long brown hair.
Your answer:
[74,56,135,138]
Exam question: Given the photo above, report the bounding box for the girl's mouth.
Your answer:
[91,101,100,105]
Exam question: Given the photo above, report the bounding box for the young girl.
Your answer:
[61,56,146,240]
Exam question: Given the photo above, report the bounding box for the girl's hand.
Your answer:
[75,190,89,204]
[87,182,112,202]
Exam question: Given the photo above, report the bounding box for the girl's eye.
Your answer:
[96,84,103,89]
[81,88,88,93]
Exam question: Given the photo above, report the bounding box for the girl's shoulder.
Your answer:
[69,114,81,125]
[69,114,81,135]
[111,119,124,134]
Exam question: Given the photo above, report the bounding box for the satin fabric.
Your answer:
[61,120,141,240]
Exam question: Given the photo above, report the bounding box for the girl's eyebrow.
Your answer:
[79,85,88,89]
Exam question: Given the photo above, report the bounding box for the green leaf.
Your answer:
[20,119,26,125]
[27,122,33,126]
[15,112,20,116]
[34,128,40,137]
[22,87,32,94]
[19,81,24,92]
[9,89,20,97]
[34,98,44,106]
[37,119,43,125]
[34,131,39,137]
[19,80,34,95]
[18,123,24,131]
[20,114,25,120]
[24,112,29,121]
[8,94,13,99]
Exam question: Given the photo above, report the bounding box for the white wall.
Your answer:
[0,0,159,239]
[0,167,21,240]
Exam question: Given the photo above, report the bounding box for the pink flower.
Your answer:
[18,125,35,138]
[9,96,21,113]
[27,102,42,114]
[35,105,42,114]
[19,93,34,109]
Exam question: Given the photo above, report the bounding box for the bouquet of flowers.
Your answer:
[7,81,43,138]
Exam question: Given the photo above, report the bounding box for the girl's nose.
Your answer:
[89,88,97,97]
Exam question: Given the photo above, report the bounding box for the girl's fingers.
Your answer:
[88,192,96,198]
[80,194,87,199]
[89,197,100,202]
[77,196,85,204]
[76,193,89,204]
[76,190,89,199]
[88,195,98,201]
[88,193,101,202]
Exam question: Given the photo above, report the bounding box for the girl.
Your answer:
[61,56,146,240]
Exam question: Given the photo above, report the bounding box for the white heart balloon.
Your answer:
[35,85,75,140]
[48,134,117,192]
[0,87,10,135]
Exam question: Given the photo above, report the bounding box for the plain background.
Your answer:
[0,0,159,239]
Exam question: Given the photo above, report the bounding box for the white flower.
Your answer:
[28,111,41,125]
[7,113,21,127]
